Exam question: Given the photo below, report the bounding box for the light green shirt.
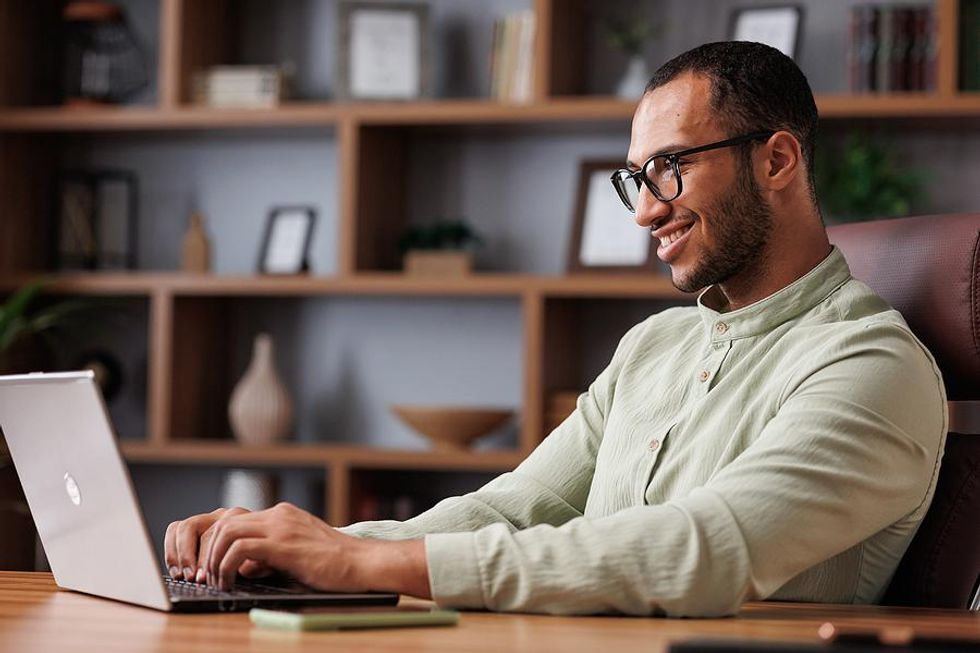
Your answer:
[343,248,947,617]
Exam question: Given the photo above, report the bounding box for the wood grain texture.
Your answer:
[3,95,980,133]
[936,0,960,96]
[0,272,687,299]
[1,572,978,653]
[0,134,57,272]
[0,1,61,108]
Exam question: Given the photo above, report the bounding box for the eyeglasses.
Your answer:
[610,131,775,212]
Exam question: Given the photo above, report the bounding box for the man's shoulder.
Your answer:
[795,277,943,386]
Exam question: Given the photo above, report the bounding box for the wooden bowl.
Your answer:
[391,405,513,451]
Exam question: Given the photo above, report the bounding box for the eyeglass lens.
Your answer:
[613,157,678,211]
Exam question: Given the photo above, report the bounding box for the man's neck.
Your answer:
[712,239,833,313]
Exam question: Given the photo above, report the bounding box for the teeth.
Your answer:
[659,223,691,247]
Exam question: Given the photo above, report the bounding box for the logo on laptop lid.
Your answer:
[64,473,82,506]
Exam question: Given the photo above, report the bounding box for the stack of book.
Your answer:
[192,66,289,108]
[847,5,937,93]
[489,10,536,103]
[961,0,980,91]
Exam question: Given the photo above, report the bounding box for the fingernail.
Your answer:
[168,566,178,578]
[196,568,206,584]
[183,567,194,581]
[207,571,213,587]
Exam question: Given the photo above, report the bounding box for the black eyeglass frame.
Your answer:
[611,130,776,211]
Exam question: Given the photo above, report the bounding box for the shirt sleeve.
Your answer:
[423,322,947,616]
[340,320,650,541]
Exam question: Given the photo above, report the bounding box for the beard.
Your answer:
[670,163,773,293]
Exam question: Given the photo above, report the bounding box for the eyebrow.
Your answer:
[626,143,693,168]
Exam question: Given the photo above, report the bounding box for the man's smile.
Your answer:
[651,218,697,262]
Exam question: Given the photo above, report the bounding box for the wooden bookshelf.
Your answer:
[4,94,980,132]
[1,0,977,526]
[0,271,687,299]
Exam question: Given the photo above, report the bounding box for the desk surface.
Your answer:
[1,572,978,653]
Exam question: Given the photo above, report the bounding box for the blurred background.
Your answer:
[1,0,978,571]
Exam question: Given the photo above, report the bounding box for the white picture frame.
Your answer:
[730,6,803,59]
[568,161,658,273]
[338,1,430,100]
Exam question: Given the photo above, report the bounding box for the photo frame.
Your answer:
[56,170,138,270]
[337,1,430,100]
[567,160,659,273]
[258,206,317,275]
[729,5,804,59]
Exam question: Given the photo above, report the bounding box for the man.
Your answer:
[164,42,946,617]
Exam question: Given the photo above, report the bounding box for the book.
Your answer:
[489,11,536,103]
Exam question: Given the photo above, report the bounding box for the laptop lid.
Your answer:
[0,372,171,611]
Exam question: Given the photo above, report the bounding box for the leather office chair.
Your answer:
[827,213,980,611]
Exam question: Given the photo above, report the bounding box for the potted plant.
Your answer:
[604,8,660,98]
[816,131,927,223]
[398,219,484,277]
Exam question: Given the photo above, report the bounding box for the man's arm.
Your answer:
[420,324,947,616]
[340,320,651,541]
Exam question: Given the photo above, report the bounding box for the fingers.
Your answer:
[164,520,180,577]
[168,508,246,581]
[237,559,272,578]
[194,507,250,583]
[205,515,267,589]
[216,538,267,592]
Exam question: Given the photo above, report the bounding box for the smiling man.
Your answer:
[164,42,946,617]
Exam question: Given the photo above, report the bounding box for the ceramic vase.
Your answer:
[181,211,211,273]
[616,55,650,99]
[228,333,294,445]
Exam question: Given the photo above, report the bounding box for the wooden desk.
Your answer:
[1,572,978,653]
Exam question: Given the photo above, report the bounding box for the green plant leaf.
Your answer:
[0,280,47,351]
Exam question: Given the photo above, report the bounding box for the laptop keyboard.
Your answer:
[163,576,304,599]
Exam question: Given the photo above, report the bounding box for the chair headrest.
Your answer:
[827,214,980,401]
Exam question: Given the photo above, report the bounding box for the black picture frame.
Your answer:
[337,1,431,101]
[55,170,138,271]
[258,206,317,275]
[567,160,659,274]
[729,5,805,60]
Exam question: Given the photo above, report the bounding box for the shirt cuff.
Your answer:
[424,532,487,609]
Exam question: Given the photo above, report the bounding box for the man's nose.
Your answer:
[633,186,672,230]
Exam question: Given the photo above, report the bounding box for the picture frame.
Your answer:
[729,5,804,60]
[337,1,430,101]
[258,206,317,275]
[55,170,138,271]
[567,160,659,273]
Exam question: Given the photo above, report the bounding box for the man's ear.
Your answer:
[758,131,802,192]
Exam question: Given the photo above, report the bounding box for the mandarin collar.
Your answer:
[696,246,852,342]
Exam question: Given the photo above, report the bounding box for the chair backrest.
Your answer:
[827,213,980,610]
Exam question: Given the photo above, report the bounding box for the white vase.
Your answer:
[616,55,651,99]
[228,333,294,445]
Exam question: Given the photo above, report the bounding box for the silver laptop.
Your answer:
[0,371,398,612]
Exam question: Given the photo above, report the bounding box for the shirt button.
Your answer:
[715,322,729,335]
[648,439,661,452]
[699,369,710,382]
